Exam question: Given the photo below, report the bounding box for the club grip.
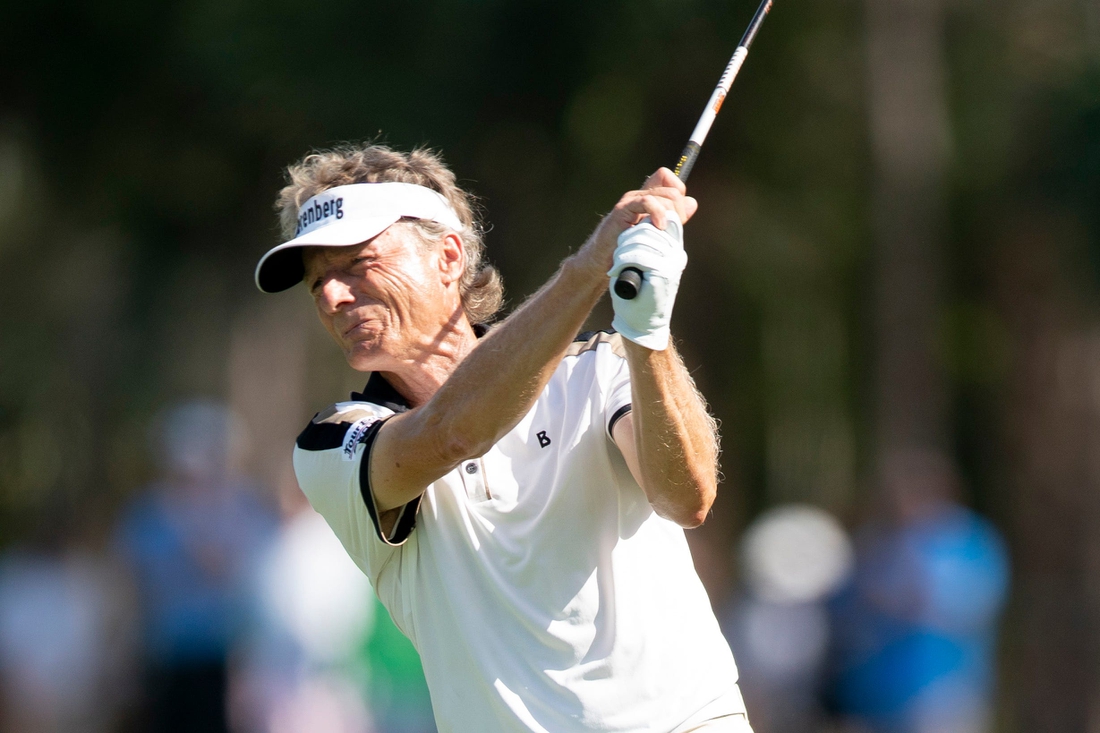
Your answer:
[614,267,644,300]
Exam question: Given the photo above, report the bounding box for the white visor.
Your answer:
[255,182,464,293]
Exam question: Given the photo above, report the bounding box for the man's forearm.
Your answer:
[417,255,606,460]
[622,341,719,527]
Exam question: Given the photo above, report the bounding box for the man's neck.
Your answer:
[376,316,480,408]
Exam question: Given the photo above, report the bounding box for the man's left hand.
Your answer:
[574,168,698,281]
[608,212,687,351]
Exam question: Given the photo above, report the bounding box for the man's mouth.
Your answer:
[342,318,378,339]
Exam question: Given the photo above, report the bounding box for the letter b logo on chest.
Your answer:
[536,431,552,448]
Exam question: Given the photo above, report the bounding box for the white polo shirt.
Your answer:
[293,331,745,732]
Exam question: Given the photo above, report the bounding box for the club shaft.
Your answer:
[673,0,774,182]
[618,0,775,301]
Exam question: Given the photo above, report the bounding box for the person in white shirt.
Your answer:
[254,143,752,732]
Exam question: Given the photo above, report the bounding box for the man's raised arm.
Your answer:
[370,169,698,513]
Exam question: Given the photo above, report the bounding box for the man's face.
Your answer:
[302,223,464,372]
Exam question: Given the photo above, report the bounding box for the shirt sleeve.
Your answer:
[594,332,633,439]
[292,402,421,581]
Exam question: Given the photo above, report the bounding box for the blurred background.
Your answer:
[0,0,1096,730]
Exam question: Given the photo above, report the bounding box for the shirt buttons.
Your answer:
[465,462,478,474]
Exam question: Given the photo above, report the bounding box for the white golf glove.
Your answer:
[607,213,687,351]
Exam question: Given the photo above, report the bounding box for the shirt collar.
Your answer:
[351,372,411,413]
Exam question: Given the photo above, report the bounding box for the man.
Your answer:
[254,143,751,732]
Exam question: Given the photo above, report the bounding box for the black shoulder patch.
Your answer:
[574,328,616,343]
[296,420,353,452]
[565,329,625,359]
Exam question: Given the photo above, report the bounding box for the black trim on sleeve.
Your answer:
[608,404,633,437]
[357,417,421,546]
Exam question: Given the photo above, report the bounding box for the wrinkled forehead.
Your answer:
[301,239,372,277]
[304,240,368,264]
[300,222,426,278]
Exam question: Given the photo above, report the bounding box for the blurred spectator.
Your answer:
[234,496,436,733]
[722,504,854,733]
[828,450,1010,733]
[233,501,376,733]
[0,522,134,733]
[115,400,276,733]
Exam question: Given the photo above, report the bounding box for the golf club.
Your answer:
[614,0,775,300]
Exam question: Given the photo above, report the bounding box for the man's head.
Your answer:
[257,144,504,371]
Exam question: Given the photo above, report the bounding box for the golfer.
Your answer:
[255,143,751,732]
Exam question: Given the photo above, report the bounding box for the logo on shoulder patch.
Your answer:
[342,417,380,461]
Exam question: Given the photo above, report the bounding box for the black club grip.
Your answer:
[614,267,644,300]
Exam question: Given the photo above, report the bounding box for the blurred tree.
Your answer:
[865,0,951,460]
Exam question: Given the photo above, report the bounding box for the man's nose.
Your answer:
[318,276,355,312]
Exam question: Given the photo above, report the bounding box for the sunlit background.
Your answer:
[1,0,1098,730]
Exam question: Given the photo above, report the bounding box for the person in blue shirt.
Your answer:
[116,400,276,733]
[829,450,1010,733]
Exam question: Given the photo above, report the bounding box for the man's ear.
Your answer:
[438,232,466,284]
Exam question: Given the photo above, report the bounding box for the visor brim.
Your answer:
[253,215,400,293]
